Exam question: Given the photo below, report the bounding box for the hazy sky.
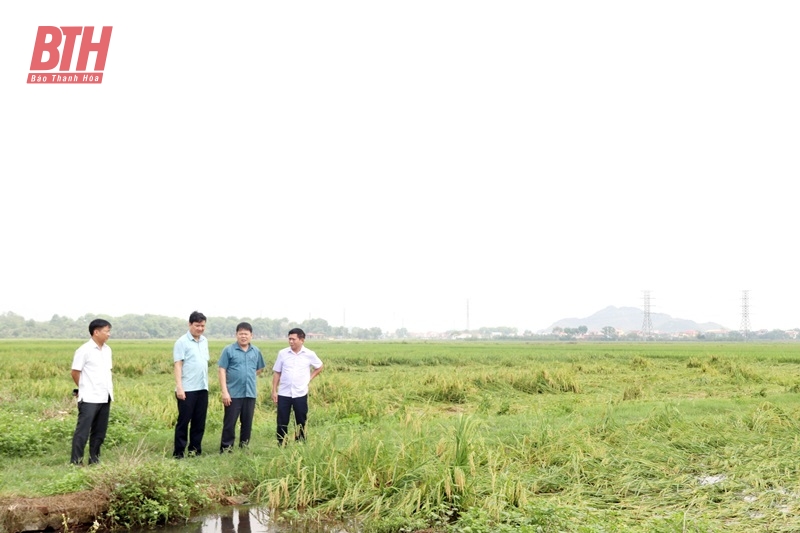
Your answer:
[2,2,798,333]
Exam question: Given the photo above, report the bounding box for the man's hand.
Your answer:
[221,391,232,407]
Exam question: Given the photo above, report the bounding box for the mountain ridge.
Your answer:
[545,305,727,334]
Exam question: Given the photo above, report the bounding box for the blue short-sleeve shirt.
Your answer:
[173,332,209,392]
[218,343,265,398]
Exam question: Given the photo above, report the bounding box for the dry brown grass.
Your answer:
[0,489,109,532]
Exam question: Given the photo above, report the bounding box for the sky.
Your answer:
[1,2,798,334]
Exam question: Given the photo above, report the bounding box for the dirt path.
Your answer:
[0,490,108,533]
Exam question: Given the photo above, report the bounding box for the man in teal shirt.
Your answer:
[218,322,265,452]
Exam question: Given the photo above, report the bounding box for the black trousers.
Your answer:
[173,389,208,457]
[276,394,308,445]
[71,400,110,464]
[220,397,256,452]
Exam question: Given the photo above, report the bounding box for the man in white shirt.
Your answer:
[271,328,323,445]
[70,318,114,465]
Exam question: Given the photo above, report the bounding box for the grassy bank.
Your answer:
[2,340,800,531]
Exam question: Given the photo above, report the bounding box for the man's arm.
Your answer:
[256,354,265,376]
[174,361,185,400]
[71,369,80,386]
[219,367,231,406]
[310,365,323,382]
[271,371,281,404]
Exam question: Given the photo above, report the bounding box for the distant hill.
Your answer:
[546,306,727,334]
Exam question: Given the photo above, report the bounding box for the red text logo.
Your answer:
[28,26,112,84]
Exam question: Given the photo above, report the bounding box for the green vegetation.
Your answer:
[2,340,800,532]
[0,312,377,339]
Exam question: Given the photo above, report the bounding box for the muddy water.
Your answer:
[128,506,358,533]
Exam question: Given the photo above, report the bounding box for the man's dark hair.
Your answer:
[89,318,111,336]
[288,327,305,339]
[189,311,206,324]
[236,322,253,333]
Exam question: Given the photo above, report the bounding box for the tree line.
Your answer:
[0,312,383,340]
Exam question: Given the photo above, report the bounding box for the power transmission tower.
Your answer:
[741,290,750,341]
[642,290,654,340]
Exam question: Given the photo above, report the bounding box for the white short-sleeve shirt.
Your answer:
[72,338,113,403]
[273,346,323,398]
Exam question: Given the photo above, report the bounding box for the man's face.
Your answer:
[93,326,111,345]
[288,334,304,351]
[189,321,206,339]
[237,329,252,347]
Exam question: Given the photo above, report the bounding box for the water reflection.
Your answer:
[132,506,355,533]
[206,506,260,532]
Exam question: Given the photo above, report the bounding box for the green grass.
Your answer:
[2,340,800,531]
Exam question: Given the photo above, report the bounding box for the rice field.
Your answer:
[2,340,800,532]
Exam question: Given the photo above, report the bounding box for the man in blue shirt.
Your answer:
[173,311,209,458]
[218,322,266,452]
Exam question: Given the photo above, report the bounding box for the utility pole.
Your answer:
[642,290,654,340]
[741,290,750,341]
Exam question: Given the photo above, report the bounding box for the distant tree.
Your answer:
[395,327,409,339]
[601,326,618,340]
[251,317,280,339]
[759,329,789,340]
[351,327,383,340]
[726,331,743,341]
[577,325,588,335]
[330,326,348,338]
[301,318,331,336]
